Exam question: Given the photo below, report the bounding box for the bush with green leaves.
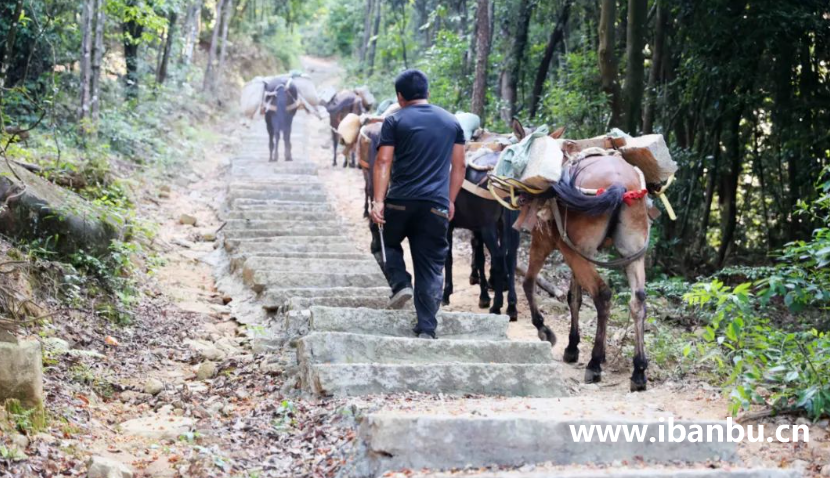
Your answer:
[684,280,830,419]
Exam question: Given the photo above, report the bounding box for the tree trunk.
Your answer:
[413,0,428,45]
[717,109,743,267]
[203,0,226,91]
[642,0,666,134]
[470,0,491,119]
[696,127,721,256]
[397,2,408,68]
[217,0,234,77]
[0,0,24,90]
[359,0,373,65]
[182,0,202,65]
[123,0,145,100]
[90,0,105,121]
[79,0,94,121]
[598,0,621,128]
[157,10,178,84]
[622,0,647,134]
[499,0,533,122]
[367,0,382,76]
[528,1,572,119]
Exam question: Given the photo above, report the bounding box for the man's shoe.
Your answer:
[388,287,413,310]
[417,332,437,339]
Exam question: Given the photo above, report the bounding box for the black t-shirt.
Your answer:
[378,103,466,208]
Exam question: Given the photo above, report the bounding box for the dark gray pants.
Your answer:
[382,199,449,336]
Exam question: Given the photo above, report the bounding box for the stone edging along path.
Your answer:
[216,111,799,478]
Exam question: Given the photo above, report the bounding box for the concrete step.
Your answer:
[232,251,368,263]
[226,189,327,203]
[231,162,318,172]
[278,295,394,312]
[261,287,391,310]
[307,306,509,340]
[239,258,380,275]
[357,397,742,475]
[228,180,323,190]
[415,469,799,478]
[244,271,387,293]
[222,226,342,239]
[230,200,332,211]
[297,332,552,366]
[224,236,354,254]
[226,210,338,221]
[303,363,567,398]
[223,219,341,231]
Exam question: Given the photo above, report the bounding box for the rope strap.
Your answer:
[550,197,649,268]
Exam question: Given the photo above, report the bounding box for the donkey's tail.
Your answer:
[550,167,626,216]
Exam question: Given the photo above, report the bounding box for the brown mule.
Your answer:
[521,151,651,392]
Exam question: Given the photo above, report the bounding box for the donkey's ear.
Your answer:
[550,126,566,139]
[511,118,526,140]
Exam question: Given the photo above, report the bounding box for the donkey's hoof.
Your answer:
[630,379,648,392]
[478,298,490,309]
[441,296,450,306]
[469,274,480,285]
[286,157,293,162]
[563,347,579,363]
[584,368,602,383]
[489,306,501,315]
[538,326,556,346]
[507,304,518,322]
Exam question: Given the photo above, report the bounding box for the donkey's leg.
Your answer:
[522,227,556,344]
[481,227,505,315]
[475,232,491,308]
[469,233,482,285]
[626,257,648,391]
[283,120,293,162]
[559,246,611,383]
[503,210,520,321]
[563,277,582,363]
[363,172,370,218]
[331,131,338,166]
[266,115,276,162]
[441,226,454,306]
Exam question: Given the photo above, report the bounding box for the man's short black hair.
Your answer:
[395,69,429,101]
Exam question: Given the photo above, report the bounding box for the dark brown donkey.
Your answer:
[521,152,651,392]
[324,89,373,167]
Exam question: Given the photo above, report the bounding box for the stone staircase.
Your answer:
[219,116,798,478]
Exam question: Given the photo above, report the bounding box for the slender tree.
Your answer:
[642,0,666,134]
[622,0,647,134]
[528,1,572,119]
[217,0,234,76]
[367,0,382,76]
[203,0,226,91]
[598,0,621,128]
[499,0,533,122]
[79,0,94,120]
[181,0,202,65]
[157,10,178,84]
[90,0,105,121]
[123,0,145,99]
[470,0,491,119]
[358,0,374,65]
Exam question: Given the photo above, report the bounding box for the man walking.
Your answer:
[370,69,466,339]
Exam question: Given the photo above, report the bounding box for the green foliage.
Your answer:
[537,51,607,137]
[756,166,830,312]
[684,280,830,419]
[3,399,48,435]
[418,30,471,113]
